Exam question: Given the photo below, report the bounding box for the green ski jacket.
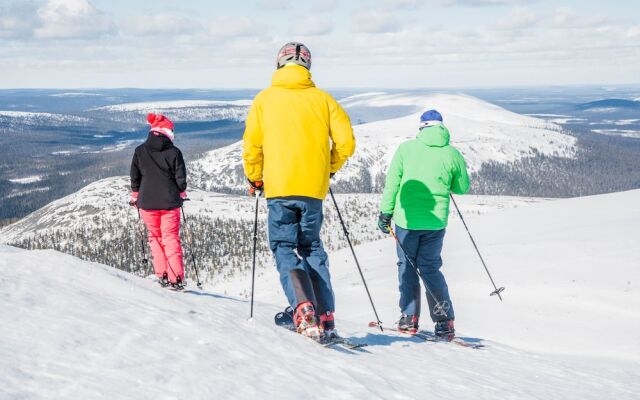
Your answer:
[380,124,470,230]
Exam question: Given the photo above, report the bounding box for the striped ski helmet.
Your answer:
[276,42,312,70]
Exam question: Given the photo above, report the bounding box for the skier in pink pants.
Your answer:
[129,113,188,289]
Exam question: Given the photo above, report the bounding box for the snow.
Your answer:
[2,189,639,399]
[92,99,252,112]
[49,92,104,97]
[585,107,617,113]
[525,114,572,118]
[592,129,640,138]
[0,111,90,125]
[4,187,50,199]
[89,100,250,123]
[190,93,576,192]
[598,119,640,126]
[8,176,42,184]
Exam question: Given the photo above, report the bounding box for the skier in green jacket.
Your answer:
[378,109,470,338]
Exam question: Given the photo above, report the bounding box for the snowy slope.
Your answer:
[189,93,576,193]
[2,190,639,399]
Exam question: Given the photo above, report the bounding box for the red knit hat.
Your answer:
[147,113,175,141]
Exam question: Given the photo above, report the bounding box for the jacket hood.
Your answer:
[417,124,450,148]
[146,132,173,151]
[271,64,316,89]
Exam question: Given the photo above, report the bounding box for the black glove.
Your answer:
[377,213,392,234]
[128,193,138,207]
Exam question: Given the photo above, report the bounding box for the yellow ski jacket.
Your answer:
[243,64,355,199]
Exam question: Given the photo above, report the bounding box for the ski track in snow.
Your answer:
[3,190,640,399]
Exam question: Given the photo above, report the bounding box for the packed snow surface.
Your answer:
[3,190,639,399]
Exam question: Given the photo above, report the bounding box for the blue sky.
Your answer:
[0,0,638,88]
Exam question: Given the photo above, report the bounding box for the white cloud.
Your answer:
[0,1,41,39]
[352,9,402,33]
[209,16,264,38]
[311,0,338,12]
[289,16,334,36]
[123,14,202,37]
[548,7,610,29]
[258,0,291,10]
[496,7,539,30]
[439,0,530,6]
[626,26,640,39]
[381,0,423,10]
[34,0,116,39]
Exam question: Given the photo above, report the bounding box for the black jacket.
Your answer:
[130,132,187,210]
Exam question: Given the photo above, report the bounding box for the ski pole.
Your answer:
[134,207,149,268]
[388,226,451,318]
[249,189,262,319]
[449,194,505,301]
[180,205,203,289]
[329,188,384,332]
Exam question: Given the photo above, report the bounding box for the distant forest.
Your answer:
[470,128,640,197]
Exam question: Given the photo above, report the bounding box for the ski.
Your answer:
[413,330,485,349]
[275,308,369,352]
[368,322,485,349]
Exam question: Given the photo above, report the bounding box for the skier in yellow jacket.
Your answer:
[243,42,355,340]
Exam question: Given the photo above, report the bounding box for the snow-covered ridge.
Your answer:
[190,92,576,193]
[88,100,251,124]
[0,111,90,126]
[92,99,252,112]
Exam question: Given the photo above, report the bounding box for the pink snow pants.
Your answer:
[140,208,184,283]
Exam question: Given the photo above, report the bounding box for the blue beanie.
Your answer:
[419,109,443,128]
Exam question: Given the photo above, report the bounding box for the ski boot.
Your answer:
[294,301,322,340]
[159,272,170,288]
[434,320,455,340]
[170,276,185,291]
[397,314,419,335]
[320,311,338,340]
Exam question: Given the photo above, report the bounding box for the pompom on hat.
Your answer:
[419,109,443,129]
[147,113,175,141]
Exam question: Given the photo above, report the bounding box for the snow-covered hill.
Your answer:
[3,189,638,399]
[90,100,250,124]
[0,111,90,130]
[0,176,545,284]
[189,93,576,193]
